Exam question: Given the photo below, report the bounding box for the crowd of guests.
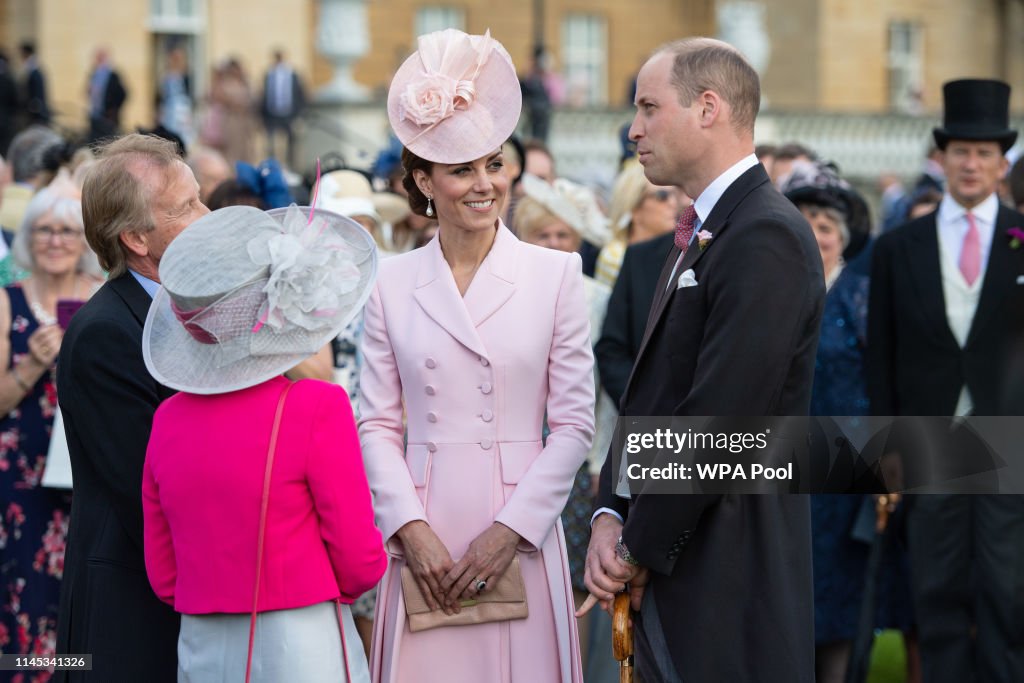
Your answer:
[0,27,1020,683]
[0,39,307,172]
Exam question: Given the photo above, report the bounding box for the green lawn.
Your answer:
[868,630,907,683]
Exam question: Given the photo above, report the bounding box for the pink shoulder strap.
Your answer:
[243,382,355,682]
[246,381,293,683]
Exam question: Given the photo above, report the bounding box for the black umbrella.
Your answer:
[845,493,901,683]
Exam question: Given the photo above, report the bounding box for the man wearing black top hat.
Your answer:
[867,79,1024,682]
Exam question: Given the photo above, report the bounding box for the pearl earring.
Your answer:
[426,197,434,217]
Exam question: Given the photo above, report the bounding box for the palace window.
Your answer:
[415,6,466,35]
[888,21,924,114]
[561,14,607,107]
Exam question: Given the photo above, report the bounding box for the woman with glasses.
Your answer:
[595,160,683,287]
[0,176,103,661]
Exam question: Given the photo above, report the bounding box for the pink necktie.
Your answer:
[959,212,981,286]
[675,205,698,253]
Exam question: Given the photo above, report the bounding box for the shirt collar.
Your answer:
[129,269,160,299]
[937,192,999,227]
[692,154,759,224]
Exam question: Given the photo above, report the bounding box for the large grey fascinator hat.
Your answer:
[143,204,377,394]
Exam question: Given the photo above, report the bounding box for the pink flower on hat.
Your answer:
[387,29,521,163]
[401,74,459,126]
[396,29,494,134]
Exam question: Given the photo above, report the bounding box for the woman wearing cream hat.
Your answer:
[360,29,594,682]
[320,169,413,256]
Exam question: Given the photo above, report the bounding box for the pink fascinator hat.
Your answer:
[387,29,522,164]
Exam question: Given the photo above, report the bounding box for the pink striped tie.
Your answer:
[959,212,981,286]
[675,205,698,253]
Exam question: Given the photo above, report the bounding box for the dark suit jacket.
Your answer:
[596,164,823,682]
[261,69,305,121]
[23,64,49,124]
[97,70,127,124]
[0,64,17,153]
[55,274,178,682]
[595,232,673,406]
[867,204,1024,416]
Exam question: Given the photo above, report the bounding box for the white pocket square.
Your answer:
[1017,275,1024,285]
[676,269,699,289]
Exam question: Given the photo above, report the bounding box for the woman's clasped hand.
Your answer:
[399,520,521,613]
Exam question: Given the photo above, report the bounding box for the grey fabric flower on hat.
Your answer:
[248,205,361,334]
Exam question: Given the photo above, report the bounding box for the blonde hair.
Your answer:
[656,37,760,135]
[81,135,182,278]
[513,196,580,250]
[607,161,652,241]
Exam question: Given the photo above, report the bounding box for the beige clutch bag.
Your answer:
[401,555,529,632]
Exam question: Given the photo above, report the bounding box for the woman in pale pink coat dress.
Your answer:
[359,29,595,683]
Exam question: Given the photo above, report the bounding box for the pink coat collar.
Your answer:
[413,222,520,359]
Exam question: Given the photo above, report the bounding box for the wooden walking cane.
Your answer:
[612,592,634,683]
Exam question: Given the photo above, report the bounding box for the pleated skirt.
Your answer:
[178,601,369,682]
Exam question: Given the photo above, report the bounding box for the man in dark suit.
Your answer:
[594,231,673,406]
[86,48,127,143]
[582,38,823,682]
[867,79,1024,683]
[261,49,305,168]
[18,42,49,126]
[55,134,208,681]
[0,49,18,155]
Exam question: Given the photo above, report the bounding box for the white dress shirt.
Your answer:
[936,192,998,281]
[935,192,998,416]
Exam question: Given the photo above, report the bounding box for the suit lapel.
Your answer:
[412,230,497,360]
[106,272,177,399]
[966,207,1016,347]
[904,216,960,348]
[108,272,156,327]
[633,246,680,362]
[462,224,517,328]
[629,164,767,376]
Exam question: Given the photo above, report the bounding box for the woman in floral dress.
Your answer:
[0,179,102,670]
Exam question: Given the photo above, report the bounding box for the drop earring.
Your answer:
[425,196,434,217]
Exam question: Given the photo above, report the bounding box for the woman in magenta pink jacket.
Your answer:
[141,204,385,682]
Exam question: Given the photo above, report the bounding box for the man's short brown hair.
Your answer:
[656,37,761,136]
[81,134,181,277]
